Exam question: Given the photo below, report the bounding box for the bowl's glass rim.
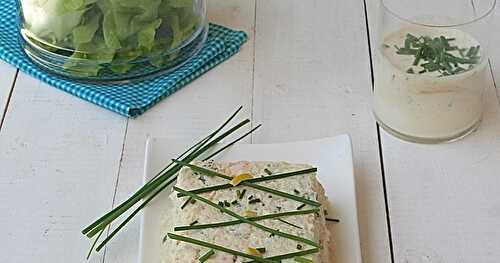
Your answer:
[381,0,497,28]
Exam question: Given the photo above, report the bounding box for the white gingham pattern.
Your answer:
[0,0,247,117]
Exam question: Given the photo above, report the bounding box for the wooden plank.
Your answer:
[0,62,18,129]
[102,1,256,262]
[368,0,500,262]
[252,0,391,262]
[0,72,127,263]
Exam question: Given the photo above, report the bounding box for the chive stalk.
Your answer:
[84,117,251,238]
[177,168,317,198]
[173,161,320,207]
[244,249,320,263]
[83,107,260,257]
[167,233,277,263]
[199,249,215,262]
[294,256,313,263]
[174,187,320,248]
[174,209,320,231]
[181,197,193,209]
[277,219,303,229]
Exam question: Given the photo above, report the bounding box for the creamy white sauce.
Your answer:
[374,27,487,140]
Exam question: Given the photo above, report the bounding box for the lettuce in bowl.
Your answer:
[20,0,204,77]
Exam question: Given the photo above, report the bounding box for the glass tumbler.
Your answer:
[18,0,207,81]
[373,0,496,143]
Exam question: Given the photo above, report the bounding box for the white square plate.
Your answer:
[139,135,361,263]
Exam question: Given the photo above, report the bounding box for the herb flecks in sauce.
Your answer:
[389,33,480,76]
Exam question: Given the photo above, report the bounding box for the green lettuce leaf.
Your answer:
[72,12,101,45]
[137,19,162,51]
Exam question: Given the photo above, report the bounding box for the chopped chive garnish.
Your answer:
[174,209,320,231]
[294,256,313,263]
[198,176,207,184]
[396,47,419,55]
[249,198,261,204]
[248,195,254,200]
[326,218,340,223]
[218,201,224,207]
[224,200,231,207]
[176,168,317,198]
[264,168,273,175]
[173,161,321,207]
[268,195,273,198]
[239,189,247,199]
[393,34,481,76]
[297,244,303,250]
[167,233,276,263]
[231,200,239,205]
[466,46,475,57]
[245,248,320,263]
[174,187,320,248]
[297,204,306,210]
[277,219,303,229]
[199,249,215,262]
[190,220,199,226]
[181,197,192,209]
[293,189,300,194]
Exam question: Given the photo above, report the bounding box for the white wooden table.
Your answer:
[1,1,499,262]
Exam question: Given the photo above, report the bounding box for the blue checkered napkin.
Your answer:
[0,0,247,117]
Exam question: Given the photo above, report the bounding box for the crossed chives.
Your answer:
[176,167,318,198]
[174,208,320,231]
[173,160,321,207]
[173,187,320,248]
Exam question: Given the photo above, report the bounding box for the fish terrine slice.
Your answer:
[161,160,333,263]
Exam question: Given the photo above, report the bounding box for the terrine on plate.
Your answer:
[161,160,333,262]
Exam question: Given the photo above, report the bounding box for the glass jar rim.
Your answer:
[381,0,497,28]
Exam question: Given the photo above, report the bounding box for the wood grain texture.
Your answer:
[102,1,256,262]
[0,73,127,263]
[367,0,500,262]
[251,0,391,262]
[0,62,18,129]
